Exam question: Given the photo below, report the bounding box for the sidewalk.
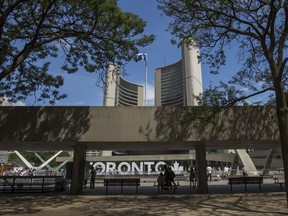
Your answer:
[83,178,284,195]
[0,179,287,216]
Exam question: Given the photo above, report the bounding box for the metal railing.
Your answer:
[0,176,65,193]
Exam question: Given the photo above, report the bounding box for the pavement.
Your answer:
[0,179,287,216]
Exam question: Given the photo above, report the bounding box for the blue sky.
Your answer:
[19,0,239,106]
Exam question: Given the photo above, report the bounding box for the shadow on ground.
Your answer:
[0,192,287,216]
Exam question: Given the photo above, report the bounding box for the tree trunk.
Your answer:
[274,86,288,205]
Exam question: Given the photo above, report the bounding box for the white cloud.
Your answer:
[146,83,154,100]
[1,97,26,106]
[74,101,86,106]
[144,83,154,106]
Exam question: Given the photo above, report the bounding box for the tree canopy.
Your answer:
[0,0,154,104]
[158,0,288,202]
[158,0,287,104]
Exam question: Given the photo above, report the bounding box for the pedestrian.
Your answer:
[157,172,165,192]
[190,165,197,187]
[83,165,90,189]
[163,164,169,189]
[90,166,96,189]
[242,166,247,177]
[207,165,212,182]
[223,165,229,179]
[168,166,177,189]
[28,168,33,176]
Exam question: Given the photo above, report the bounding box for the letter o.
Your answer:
[155,161,166,172]
[118,162,131,175]
[94,162,105,173]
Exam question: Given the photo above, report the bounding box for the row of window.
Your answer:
[116,77,141,106]
[160,62,185,106]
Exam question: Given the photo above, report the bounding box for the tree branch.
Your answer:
[277,1,288,78]
[0,0,56,81]
[0,0,28,40]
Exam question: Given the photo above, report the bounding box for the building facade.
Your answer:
[102,42,203,156]
[155,42,203,106]
[103,64,144,107]
[101,64,144,156]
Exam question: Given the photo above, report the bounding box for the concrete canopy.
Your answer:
[0,106,280,151]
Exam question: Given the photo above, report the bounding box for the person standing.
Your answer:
[157,172,165,192]
[242,166,247,177]
[190,165,197,188]
[163,164,169,189]
[223,165,229,179]
[90,166,96,189]
[207,165,212,182]
[168,166,177,190]
[83,165,90,189]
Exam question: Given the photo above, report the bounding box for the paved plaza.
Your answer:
[0,179,287,216]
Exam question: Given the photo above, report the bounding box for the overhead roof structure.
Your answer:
[0,106,280,151]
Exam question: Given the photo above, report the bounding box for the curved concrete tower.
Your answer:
[103,64,144,107]
[103,64,118,106]
[155,40,203,106]
[182,41,203,106]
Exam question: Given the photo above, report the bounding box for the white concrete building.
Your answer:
[103,64,144,107]
[155,42,203,106]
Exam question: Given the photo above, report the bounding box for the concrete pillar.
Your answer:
[103,64,118,106]
[235,149,257,176]
[70,144,87,194]
[195,143,208,193]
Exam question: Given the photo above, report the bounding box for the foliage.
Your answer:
[158,0,287,104]
[0,0,154,104]
[158,0,288,202]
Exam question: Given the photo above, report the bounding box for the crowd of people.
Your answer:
[1,168,37,176]
[193,164,247,184]
[157,164,177,191]
[82,163,248,191]
[158,164,242,189]
[155,163,242,191]
[0,165,66,177]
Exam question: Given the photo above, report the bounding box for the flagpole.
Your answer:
[145,48,148,106]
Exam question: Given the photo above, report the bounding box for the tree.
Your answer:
[158,0,288,202]
[0,0,154,104]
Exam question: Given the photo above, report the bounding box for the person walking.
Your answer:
[90,166,96,189]
[207,165,212,182]
[168,166,177,190]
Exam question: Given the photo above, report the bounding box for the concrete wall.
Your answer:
[0,106,280,150]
